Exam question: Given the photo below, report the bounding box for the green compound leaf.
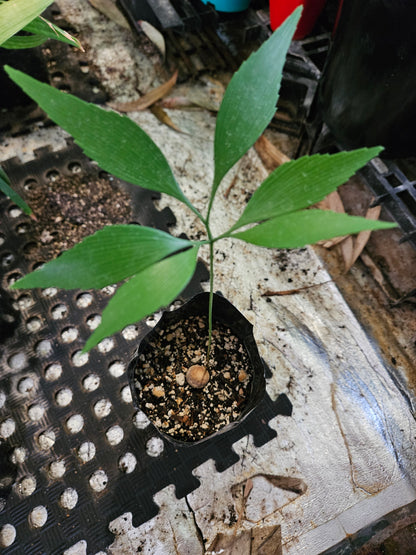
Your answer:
[0,165,32,215]
[5,66,193,209]
[0,0,53,46]
[232,209,397,249]
[212,7,301,193]
[11,225,193,290]
[232,147,383,230]
[84,246,199,351]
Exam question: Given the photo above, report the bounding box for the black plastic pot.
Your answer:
[317,0,416,158]
[128,292,266,445]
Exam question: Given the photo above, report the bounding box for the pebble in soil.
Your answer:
[132,315,253,442]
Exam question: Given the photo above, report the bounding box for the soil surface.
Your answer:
[24,173,132,261]
[132,314,254,442]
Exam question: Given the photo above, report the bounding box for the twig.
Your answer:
[261,279,335,297]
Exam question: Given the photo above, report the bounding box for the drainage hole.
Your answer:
[23,178,38,191]
[89,469,108,492]
[7,272,22,286]
[8,206,22,218]
[61,327,78,343]
[15,222,30,234]
[1,253,14,268]
[108,360,125,378]
[82,373,100,391]
[55,388,73,407]
[22,242,38,256]
[35,339,53,358]
[68,161,82,173]
[51,304,68,320]
[72,350,89,367]
[44,362,62,381]
[76,292,93,308]
[46,170,60,182]
[86,314,101,330]
[18,377,35,394]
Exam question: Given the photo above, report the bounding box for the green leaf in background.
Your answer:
[212,7,301,195]
[11,225,192,289]
[1,33,46,49]
[0,0,53,45]
[1,16,83,50]
[232,209,396,249]
[231,147,383,230]
[5,66,194,210]
[24,16,83,49]
[0,165,32,215]
[84,246,199,351]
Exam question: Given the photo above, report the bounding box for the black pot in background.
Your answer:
[128,292,266,445]
[317,0,416,158]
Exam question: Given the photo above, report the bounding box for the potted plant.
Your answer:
[4,7,395,442]
[0,0,83,214]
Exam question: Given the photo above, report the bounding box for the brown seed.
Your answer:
[186,365,210,389]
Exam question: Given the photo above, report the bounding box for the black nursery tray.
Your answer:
[0,143,291,553]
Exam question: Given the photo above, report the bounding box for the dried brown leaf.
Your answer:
[207,530,251,555]
[344,205,382,272]
[150,105,182,133]
[340,235,355,272]
[317,190,345,213]
[139,20,166,58]
[109,71,178,112]
[206,526,282,555]
[89,0,130,29]
[159,96,195,109]
[251,525,282,555]
[254,135,291,172]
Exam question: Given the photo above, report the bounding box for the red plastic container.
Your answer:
[270,0,327,39]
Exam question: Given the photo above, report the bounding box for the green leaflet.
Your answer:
[1,16,82,49]
[231,147,383,230]
[24,17,82,49]
[212,8,301,195]
[1,34,46,48]
[232,209,396,249]
[5,66,193,210]
[0,0,53,45]
[84,246,199,351]
[0,165,32,215]
[11,225,193,289]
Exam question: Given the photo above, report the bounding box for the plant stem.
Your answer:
[206,229,215,366]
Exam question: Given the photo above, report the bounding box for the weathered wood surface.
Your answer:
[1,1,415,552]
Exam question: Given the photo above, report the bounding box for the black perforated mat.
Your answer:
[0,143,291,553]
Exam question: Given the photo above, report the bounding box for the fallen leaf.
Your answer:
[207,530,251,555]
[318,190,345,213]
[254,135,291,172]
[150,105,182,132]
[340,235,355,272]
[261,280,334,296]
[109,71,178,112]
[206,526,282,555]
[139,20,166,58]
[345,205,382,272]
[251,525,282,555]
[159,96,195,109]
[89,0,130,29]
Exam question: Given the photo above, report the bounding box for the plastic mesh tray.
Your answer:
[0,143,291,553]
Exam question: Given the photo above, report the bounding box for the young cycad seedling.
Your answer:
[5,8,395,356]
